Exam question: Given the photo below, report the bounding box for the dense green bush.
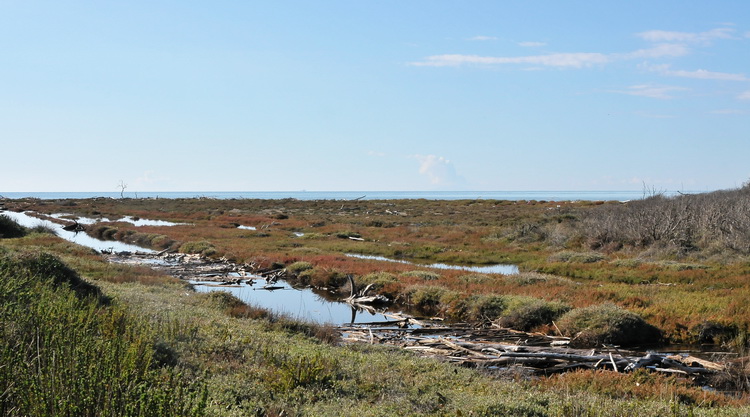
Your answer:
[400,270,440,281]
[179,240,216,256]
[557,303,661,347]
[286,261,313,274]
[0,249,206,416]
[495,299,571,331]
[0,214,26,238]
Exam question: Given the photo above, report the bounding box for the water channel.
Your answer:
[2,210,394,325]
[345,253,519,275]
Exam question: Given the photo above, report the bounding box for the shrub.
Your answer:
[496,299,571,331]
[0,214,26,238]
[400,270,440,281]
[286,261,313,275]
[359,271,398,289]
[0,249,205,416]
[179,240,216,256]
[458,273,492,284]
[335,231,361,239]
[691,321,737,344]
[0,250,104,301]
[457,294,507,322]
[406,285,458,314]
[557,304,661,347]
[29,223,58,235]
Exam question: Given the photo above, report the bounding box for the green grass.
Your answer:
[0,247,206,417]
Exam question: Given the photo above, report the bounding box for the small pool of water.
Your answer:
[49,213,187,227]
[116,216,188,227]
[2,211,155,253]
[237,225,257,230]
[190,277,396,325]
[346,253,519,275]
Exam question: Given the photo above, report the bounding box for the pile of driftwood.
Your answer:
[341,321,728,378]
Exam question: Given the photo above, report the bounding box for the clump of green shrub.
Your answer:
[557,303,661,347]
[0,214,26,238]
[335,231,361,239]
[286,261,313,275]
[400,270,440,281]
[458,273,492,284]
[495,298,571,331]
[179,240,216,256]
[691,321,738,344]
[0,249,206,416]
[457,294,507,322]
[406,285,459,314]
[1,250,104,301]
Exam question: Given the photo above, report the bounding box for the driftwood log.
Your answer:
[344,275,389,306]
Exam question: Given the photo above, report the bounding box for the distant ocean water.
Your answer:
[0,190,692,201]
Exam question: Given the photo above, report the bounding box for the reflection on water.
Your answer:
[346,253,519,275]
[1,211,154,253]
[191,277,394,325]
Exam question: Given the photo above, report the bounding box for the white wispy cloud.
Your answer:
[646,64,748,81]
[738,90,750,100]
[414,154,466,187]
[636,28,735,43]
[518,41,546,47]
[610,84,687,99]
[623,43,690,59]
[411,27,732,70]
[411,52,610,68]
[468,35,497,41]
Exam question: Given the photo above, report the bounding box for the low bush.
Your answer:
[496,298,571,331]
[0,214,26,238]
[458,273,492,284]
[455,294,507,322]
[0,248,206,416]
[557,303,661,347]
[691,321,738,344]
[286,261,313,275]
[179,240,216,256]
[0,250,104,301]
[400,270,440,281]
[406,285,459,314]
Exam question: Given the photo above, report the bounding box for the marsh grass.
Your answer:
[8,195,750,344]
[2,231,749,415]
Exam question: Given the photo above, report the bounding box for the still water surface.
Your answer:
[1,211,155,253]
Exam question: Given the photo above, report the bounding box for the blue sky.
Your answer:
[2,1,749,192]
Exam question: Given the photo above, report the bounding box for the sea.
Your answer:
[0,190,692,201]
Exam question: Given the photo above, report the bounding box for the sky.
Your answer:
[1,1,749,193]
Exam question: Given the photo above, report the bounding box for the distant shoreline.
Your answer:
[0,190,696,201]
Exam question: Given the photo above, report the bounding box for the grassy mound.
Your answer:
[557,303,662,347]
[0,213,26,238]
[0,248,206,416]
